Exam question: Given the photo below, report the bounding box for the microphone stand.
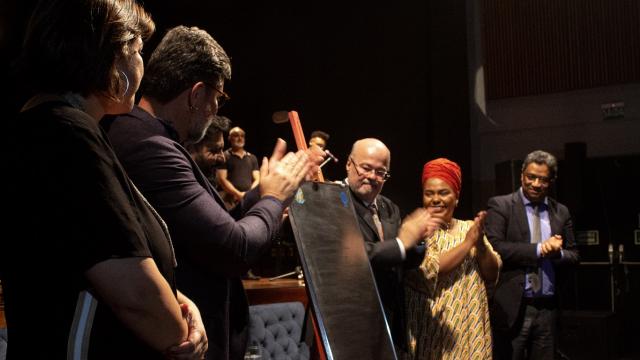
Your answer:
[268,266,303,281]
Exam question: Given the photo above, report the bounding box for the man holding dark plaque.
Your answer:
[343,138,439,349]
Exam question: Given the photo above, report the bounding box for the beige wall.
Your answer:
[476,83,640,202]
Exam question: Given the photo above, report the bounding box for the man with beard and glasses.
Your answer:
[486,150,578,360]
[341,138,441,353]
[103,26,323,360]
[187,116,230,188]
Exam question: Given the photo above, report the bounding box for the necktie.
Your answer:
[529,204,542,293]
[531,204,542,244]
[369,203,385,241]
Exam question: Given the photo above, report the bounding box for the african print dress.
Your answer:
[403,219,501,360]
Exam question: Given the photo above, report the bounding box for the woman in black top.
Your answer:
[1,0,206,358]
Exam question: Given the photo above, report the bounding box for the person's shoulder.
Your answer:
[16,103,116,169]
[376,193,396,205]
[27,103,106,149]
[107,107,178,151]
[486,192,520,216]
[26,101,97,134]
[377,194,400,212]
[547,196,570,214]
[247,152,259,162]
[488,192,517,205]
[105,106,160,137]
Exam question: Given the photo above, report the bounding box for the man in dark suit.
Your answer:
[344,138,439,350]
[104,26,320,360]
[486,150,579,360]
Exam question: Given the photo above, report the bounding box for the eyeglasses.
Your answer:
[204,82,231,108]
[523,173,552,185]
[209,144,224,154]
[350,157,391,181]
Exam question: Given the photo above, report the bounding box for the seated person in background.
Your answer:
[404,158,501,360]
[2,1,205,358]
[104,25,323,360]
[187,116,230,188]
[308,130,330,150]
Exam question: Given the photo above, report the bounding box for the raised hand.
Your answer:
[540,234,563,257]
[398,208,444,249]
[465,211,487,248]
[259,139,312,202]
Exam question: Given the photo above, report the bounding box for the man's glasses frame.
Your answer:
[523,172,553,185]
[203,82,231,108]
[349,156,391,181]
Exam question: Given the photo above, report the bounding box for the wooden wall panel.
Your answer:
[482,0,640,99]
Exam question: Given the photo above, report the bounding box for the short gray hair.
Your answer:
[522,150,558,179]
[141,26,231,103]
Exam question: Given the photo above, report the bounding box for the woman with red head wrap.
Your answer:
[403,158,501,360]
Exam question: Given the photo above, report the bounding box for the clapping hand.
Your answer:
[397,208,444,249]
[540,235,563,257]
[259,139,312,202]
[465,211,487,249]
[166,303,208,360]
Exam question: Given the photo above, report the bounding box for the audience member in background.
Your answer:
[217,126,260,209]
[216,125,263,279]
[1,1,206,358]
[308,130,330,150]
[486,150,578,360]
[187,116,230,188]
[404,158,501,360]
[104,25,323,360]
[343,138,441,353]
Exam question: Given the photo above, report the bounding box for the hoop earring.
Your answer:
[119,70,130,97]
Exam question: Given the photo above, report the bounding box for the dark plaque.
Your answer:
[289,182,396,360]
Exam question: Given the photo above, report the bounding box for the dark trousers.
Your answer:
[494,297,557,360]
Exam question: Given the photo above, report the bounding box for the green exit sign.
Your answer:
[601,101,625,120]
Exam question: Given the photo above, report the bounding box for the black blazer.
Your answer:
[485,191,579,331]
[105,107,284,360]
[349,188,425,346]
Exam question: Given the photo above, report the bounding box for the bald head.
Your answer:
[350,138,391,169]
[347,138,391,203]
[228,126,246,150]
